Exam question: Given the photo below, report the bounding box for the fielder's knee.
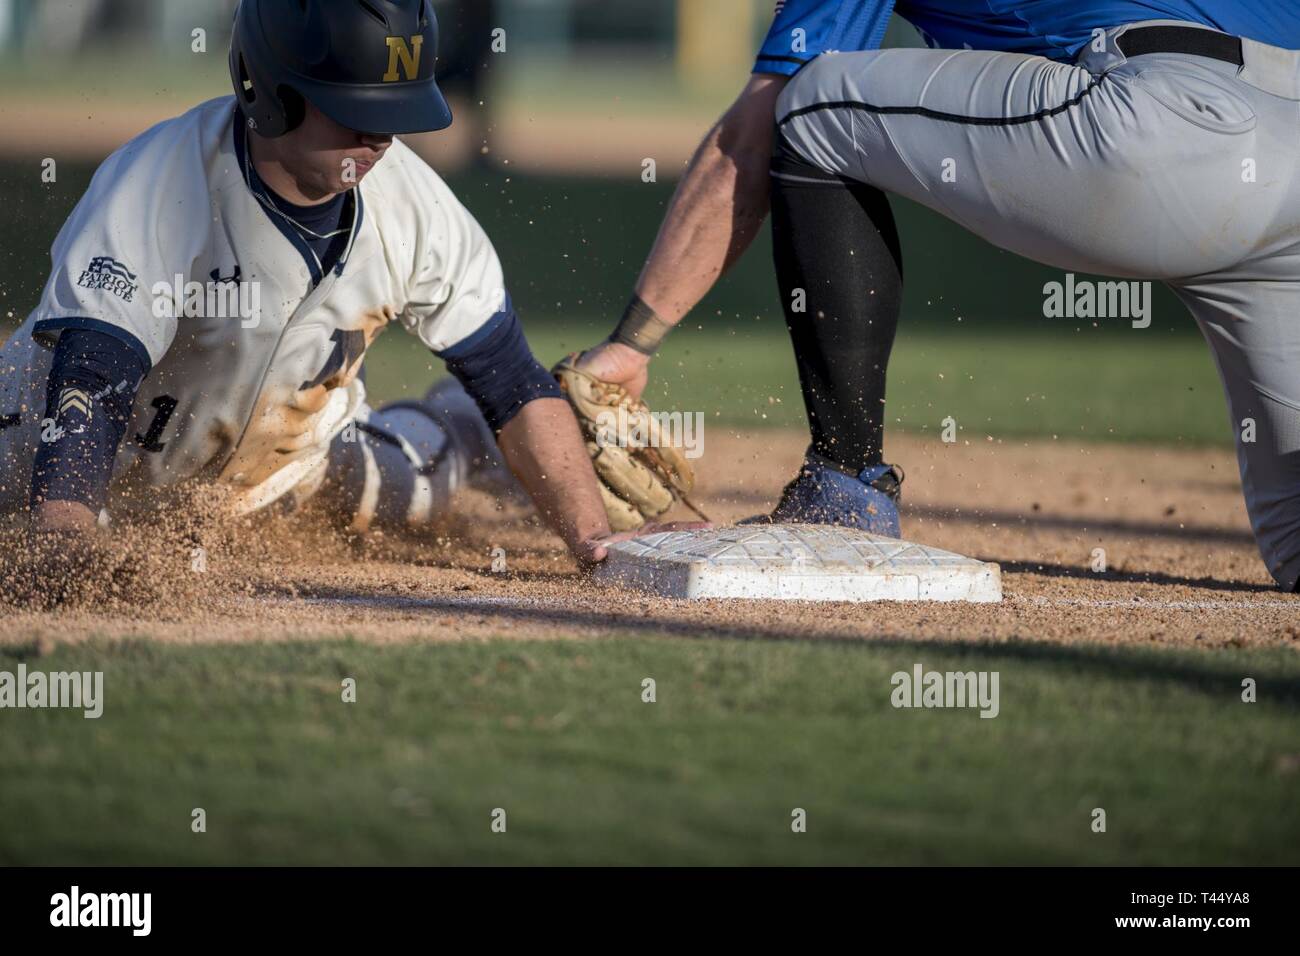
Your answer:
[771,133,857,188]
[773,57,861,180]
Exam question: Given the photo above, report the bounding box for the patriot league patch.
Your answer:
[76,256,138,302]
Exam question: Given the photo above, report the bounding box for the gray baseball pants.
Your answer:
[776,20,1300,590]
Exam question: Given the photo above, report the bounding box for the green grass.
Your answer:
[365,320,1232,447]
[1,637,1296,865]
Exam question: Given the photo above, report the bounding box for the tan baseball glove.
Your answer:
[553,356,708,531]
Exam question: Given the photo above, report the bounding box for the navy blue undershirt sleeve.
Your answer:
[438,305,562,433]
[31,328,147,512]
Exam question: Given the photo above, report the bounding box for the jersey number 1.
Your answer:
[135,395,179,453]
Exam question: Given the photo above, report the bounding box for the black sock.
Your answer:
[770,140,903,473]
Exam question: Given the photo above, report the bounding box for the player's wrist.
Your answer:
[568,513,614,560]
[607,294,674,356]
[599,341,651,367]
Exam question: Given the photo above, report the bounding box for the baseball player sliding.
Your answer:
[0,0,693,575]
[577,1,1300,592]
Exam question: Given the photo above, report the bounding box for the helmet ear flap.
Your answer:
[229,45,273,136]
[229,16,302,138]
[279,86,306,135]
[233,51,258,111]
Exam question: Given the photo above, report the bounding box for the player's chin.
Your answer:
[327,172,364,194]
[343,161,378,188]
[328,158,378,191]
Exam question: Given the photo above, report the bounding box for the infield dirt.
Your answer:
[1,429,1295,650]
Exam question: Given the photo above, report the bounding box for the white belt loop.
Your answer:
[1239,37,1300,100]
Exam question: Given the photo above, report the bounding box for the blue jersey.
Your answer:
[755,0,1300,74]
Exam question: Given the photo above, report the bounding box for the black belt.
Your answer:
[1116,25,1244,66]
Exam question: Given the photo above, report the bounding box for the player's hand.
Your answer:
[32,500,99,534]
[575,342,651,402]
[573,520,712,571]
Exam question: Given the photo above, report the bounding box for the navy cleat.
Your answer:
[742,455,904,536]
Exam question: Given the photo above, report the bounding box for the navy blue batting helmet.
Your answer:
[229,0,453,138]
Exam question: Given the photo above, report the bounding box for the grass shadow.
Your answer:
[279,584,1300,709]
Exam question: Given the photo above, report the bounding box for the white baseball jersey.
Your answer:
[0,96,504,515]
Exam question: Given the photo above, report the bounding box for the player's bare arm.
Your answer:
[496,397,614,567]
[577,74,788,398]
[32,387,619,567]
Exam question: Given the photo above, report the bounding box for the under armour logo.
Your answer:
[210,265,242,285]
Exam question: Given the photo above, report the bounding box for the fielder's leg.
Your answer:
[772,24,1300,587]
[1173,276,1300,592]
[762,40,1110,535]
[774,35,1250,275]
[760,147,906,533]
